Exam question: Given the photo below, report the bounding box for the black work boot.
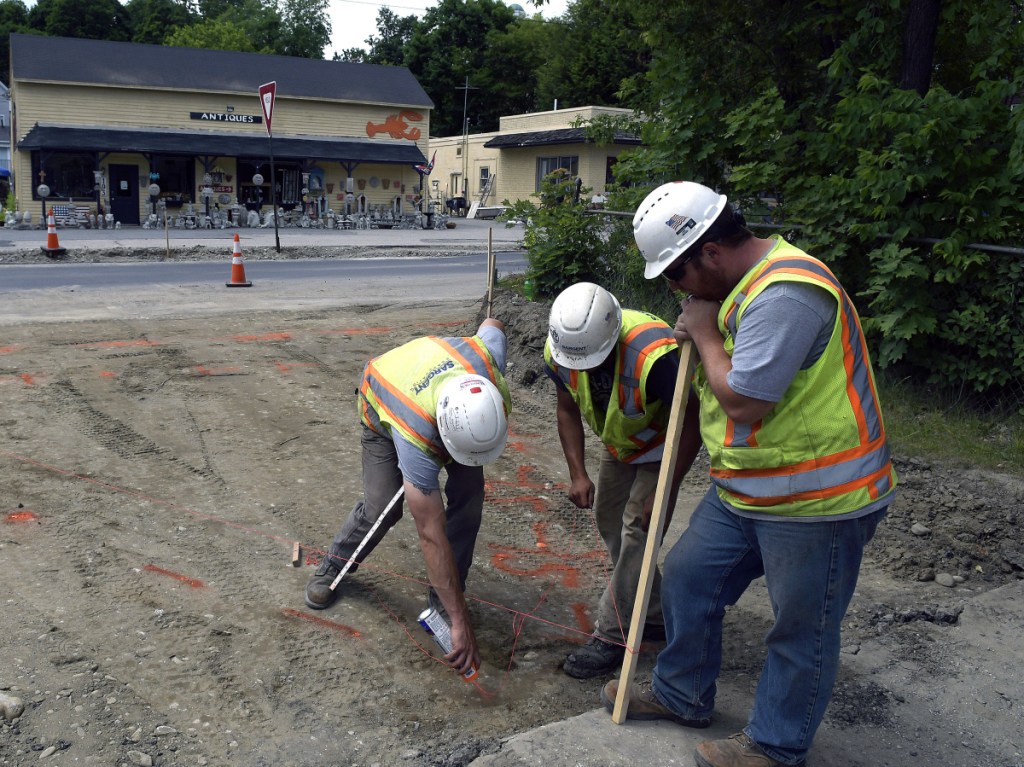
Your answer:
[304,555,343,609]
[563,636,625,679]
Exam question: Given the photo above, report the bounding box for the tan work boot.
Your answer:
[694,732,805,767]
[600,679,711,728]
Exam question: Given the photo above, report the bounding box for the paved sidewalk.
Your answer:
[0,217,524,252]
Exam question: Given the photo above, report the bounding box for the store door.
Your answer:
[109,164,140,226]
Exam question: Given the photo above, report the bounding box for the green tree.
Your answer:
[125,0,195,44]
[0,0,32,85]
[534,0,649,110]
[164,16,258,50]
[27,0,131,41]
[363,6,418,65]
[277,0,330,58]
[404,0,531,136]
[603,0,1024,401]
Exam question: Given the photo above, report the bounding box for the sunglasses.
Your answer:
[662,250,698,282]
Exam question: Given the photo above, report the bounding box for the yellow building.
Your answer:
[9,34,433,225]
[429,106,640,217]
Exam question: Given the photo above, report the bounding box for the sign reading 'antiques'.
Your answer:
[190,112,263,124]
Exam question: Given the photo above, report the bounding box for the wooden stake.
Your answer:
[486,227,495,318]
[612,340,697,724]
[291,541,301,567]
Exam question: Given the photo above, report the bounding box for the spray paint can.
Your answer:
[417,607,478,682]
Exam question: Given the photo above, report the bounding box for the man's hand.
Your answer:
[674,296,721,344]
[568,475,596,509]
[447,617,480,676]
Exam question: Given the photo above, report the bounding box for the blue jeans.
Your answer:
[653,486,885,766]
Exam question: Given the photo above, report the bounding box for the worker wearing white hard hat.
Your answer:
[305,319,511,679]
[604,181,896,767]
[545,282,697,678]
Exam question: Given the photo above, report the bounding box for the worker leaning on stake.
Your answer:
[603,181,897,767]
[305,319,511,678]
[545,283,698,678]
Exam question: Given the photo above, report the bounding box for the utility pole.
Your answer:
[455,75,477,201]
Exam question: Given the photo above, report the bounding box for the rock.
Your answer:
[154,725,177,736]
[911,522,931,536]
[39,745,57,758]
[0,691,25,721]
[127,750,153,766]
[935,572,957,588]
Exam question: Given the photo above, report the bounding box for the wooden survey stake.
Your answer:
[486,227,495,318]
[612,340,697,723]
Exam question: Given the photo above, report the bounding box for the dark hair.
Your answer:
[681,204,752,261]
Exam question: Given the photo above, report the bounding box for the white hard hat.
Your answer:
[547,282,622,370]
[436,374,508,466]
[633,181,728,279]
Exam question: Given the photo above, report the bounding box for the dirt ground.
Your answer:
[1,246,1023,767]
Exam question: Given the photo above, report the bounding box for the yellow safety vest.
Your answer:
[697,237,897,516]
[545,310,678,463]
[359,335,511,463]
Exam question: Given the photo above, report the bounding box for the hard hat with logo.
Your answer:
[633,181,728,279]
[547,282,622,370]
[436,374,508,466]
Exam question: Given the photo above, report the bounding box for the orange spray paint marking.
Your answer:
[0,344,24,354]
[323,326,394,336]
[274,361,319,374]
[489,494,551,514]
[490,552,582,588]
[192,365,241,376]
[487,466,564,493]
[19,373,37,386]
[75,339,162,349]
[571,603,594,633]
[229,332,292,342]
[5,510,37,522]
[142,564,205,588]
[99,371,117,378]
[282,608,362,638]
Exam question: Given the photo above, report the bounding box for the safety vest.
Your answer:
[359,335,511,463]
[545,310,678,463]
[698,237,897,516]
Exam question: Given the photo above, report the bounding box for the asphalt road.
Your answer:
[0,251,528,292]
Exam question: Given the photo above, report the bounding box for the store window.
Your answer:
[149,156,194,204]
[478,166,490,192]
[32,151,94,199]
[536,155,578,191]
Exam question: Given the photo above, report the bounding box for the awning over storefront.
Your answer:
[483,127,641,149]
[18,124,427,165]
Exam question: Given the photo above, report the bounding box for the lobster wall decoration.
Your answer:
[366,110,423,140]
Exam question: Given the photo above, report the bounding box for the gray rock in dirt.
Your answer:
[911,522,931,536]
[935,572,957,588]
[127,750,153,766]
[0,691,24,721]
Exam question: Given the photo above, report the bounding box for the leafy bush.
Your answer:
[501,170,612,300]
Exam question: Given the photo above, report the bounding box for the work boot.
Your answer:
[563,636,625,679]
[694,732,804,767]
[304,555,343,610]
[601,679,712,728]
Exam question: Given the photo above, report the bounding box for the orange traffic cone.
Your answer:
[225,233,252,287]
[41,208,67,257]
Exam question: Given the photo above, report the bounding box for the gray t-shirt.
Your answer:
[727,280,837,402]
[393,324,508,492]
